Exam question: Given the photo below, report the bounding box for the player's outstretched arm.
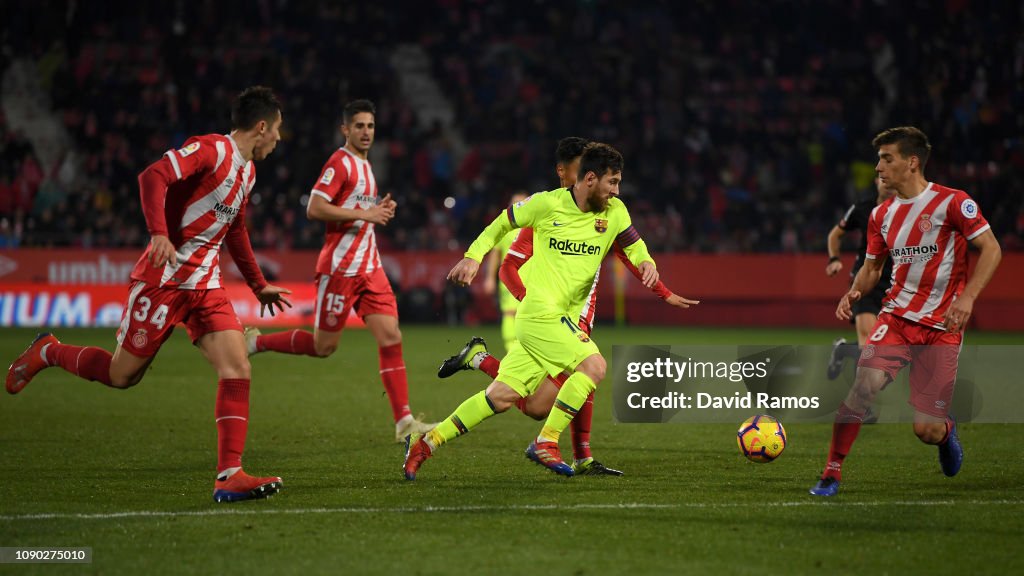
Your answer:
[498,228,533,301]
[826,225,845,276]
[498,252,527,301]
[224,206,293,317]
[138,159,179,267]
[447,258,481,287]
[943,229,1001,334]
[307,193,395,225]
[664,293,700,309]
[255,285,294,318]
[612,241,668,295]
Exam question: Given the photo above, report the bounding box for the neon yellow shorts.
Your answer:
[496,314,600,396]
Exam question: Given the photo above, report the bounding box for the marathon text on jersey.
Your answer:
[890,243,939,264]
[213,201,239,223]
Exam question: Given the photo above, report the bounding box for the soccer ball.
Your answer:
[737,414,787,463]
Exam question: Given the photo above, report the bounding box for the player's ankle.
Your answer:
[469,352,489,369]
[217,466,241,481]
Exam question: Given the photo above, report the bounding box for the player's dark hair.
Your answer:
[555,137,589,165]
[343,99,376,124]
[231,86,281,130]
[872,126,931,170]
[578,142,623,180]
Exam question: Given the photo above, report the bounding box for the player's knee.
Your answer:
[109,371,144,389]
[521,404,549,421]
[484,382,520,413]
[314,342,337,357]
[579,356,607,383]
[486,394,515,413]
[377,327,402,347]
[217,358,251,380]
[913,422,946,444]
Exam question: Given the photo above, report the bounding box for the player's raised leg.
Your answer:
[7,282,180,394]
[364,312,436,441]
[437,336,497,378]
[199,329,282,502]
[810,366,888,496]
[249,274,340,358]
[404,380,520,480]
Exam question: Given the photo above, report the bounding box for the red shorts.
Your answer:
[116,281,242,357]
[857,312,963,418]
[314,267,398,333]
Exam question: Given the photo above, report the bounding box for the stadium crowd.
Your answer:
[1,0,1022,252]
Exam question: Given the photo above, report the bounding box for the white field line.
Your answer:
[1,500,1022,522]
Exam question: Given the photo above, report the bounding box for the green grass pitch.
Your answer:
[2,325,1022,574]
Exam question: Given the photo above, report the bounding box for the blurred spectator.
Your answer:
[1,0,1021,252]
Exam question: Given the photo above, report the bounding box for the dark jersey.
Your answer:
[838,195,893,290]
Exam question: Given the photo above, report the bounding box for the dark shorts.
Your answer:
[850,284,888,321]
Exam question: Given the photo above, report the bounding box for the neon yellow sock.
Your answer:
[538,371,596,443]
[426,390,497,449]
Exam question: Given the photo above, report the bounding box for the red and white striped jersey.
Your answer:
[131,134,257,290]
[311,148,383,277]
[866,182,990,329]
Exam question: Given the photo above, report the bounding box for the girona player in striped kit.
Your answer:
[810,126,1002,497]
[249,99,435,442]
[6,86,294,502]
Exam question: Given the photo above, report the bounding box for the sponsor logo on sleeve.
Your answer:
[514,194,533,209]
[320,167,335,186]
[177,142,201,157]
[960,199,978,219]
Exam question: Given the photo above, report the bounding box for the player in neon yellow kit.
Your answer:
[404,143,657,478]
[481,191,528,353]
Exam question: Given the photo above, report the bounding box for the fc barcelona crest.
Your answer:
[594,218,608,233]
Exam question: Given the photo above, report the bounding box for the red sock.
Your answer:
[515,396,529,413]
[823,402,866,481]
[256,330,317,356]
[479,354,500,379]
[572,392,594,461]
[380,343,412,422]
[46,343,113,385]
[215,378,249,472]
[939,417,953,444]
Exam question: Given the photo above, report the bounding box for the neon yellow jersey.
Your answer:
[496,229,517,262]
[466,188,653,319]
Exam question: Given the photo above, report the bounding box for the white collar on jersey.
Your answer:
[893,182,934,205]
[225,134,248,165]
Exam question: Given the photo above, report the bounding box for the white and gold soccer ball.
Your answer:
[737,414,787,463]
